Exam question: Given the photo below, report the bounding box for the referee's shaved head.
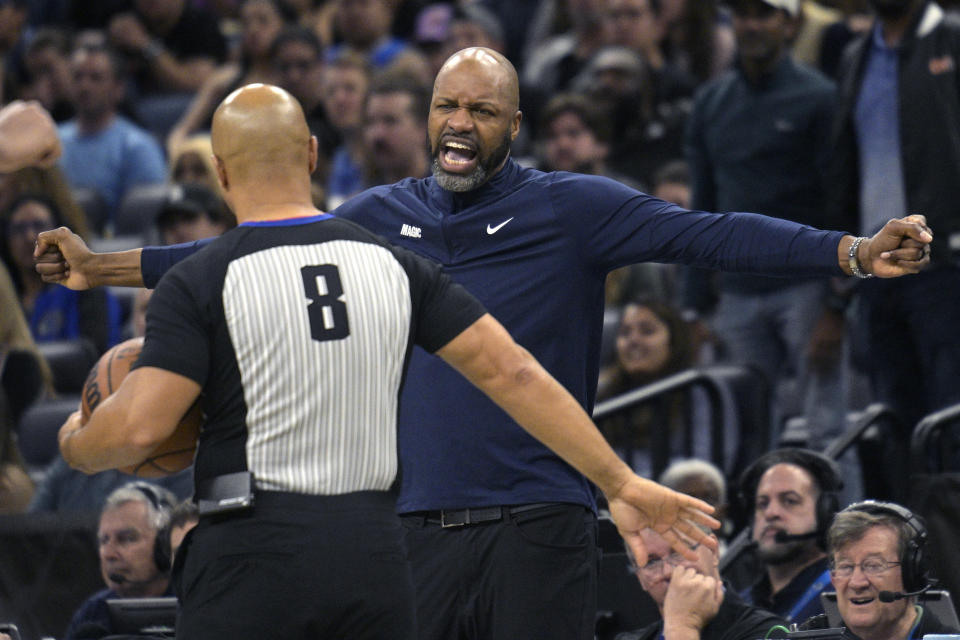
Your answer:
[212,83,311,183]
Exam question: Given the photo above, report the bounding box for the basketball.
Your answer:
[82,337,201,477]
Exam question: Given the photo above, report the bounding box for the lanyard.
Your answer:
[787,569,832,622]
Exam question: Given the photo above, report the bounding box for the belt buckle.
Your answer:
[440,509,466,528]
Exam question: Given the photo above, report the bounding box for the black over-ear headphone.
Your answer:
[130,482,176,573]
[838,500,930,594]
[738,448,844,549]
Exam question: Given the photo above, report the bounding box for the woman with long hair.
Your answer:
[1,194,121,353]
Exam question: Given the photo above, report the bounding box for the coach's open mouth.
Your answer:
[439,138,478,174]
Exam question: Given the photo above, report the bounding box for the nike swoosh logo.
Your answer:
[486,217,514,234]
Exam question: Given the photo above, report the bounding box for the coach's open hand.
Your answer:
[608,475,720,567]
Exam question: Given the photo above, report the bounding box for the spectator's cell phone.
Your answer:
[0,623,22,640]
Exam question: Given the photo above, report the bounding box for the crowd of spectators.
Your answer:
[1,3,960,639]
[1,0,958,559]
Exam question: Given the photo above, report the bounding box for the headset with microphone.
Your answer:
[739,448,844,550]
[835,500,932,603]
[126,482,177,574]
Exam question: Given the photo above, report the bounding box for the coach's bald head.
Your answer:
[429,47,521,192]
[435,47,519,114]
[211,83,315,188]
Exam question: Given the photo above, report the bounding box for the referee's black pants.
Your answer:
[174,490,416,640]
[401,503,599,640]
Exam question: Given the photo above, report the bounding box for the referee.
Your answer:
[57,84,718,640]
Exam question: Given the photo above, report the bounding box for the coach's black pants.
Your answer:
[402,503,599,640]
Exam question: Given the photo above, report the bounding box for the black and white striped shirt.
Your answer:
[136,213,485,495]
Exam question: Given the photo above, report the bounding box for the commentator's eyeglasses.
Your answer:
[830,558,901,578]
[630,544,701,575]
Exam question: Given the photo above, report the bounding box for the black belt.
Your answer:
[419,502,558,528]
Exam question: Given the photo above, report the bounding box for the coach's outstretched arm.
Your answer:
[437,313,720,566]
[38,212,934,294]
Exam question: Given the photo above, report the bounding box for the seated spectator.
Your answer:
[571,46,693,187]
[603,0,699,100]
[168,134,220,194]
[737,448,845,623]
[271,26,340,177]
[58,44,167,231]
[616,527,784,640]
[1,194,122,352]
[327,0,430,83]
[539,92,640,188]
[660,458,727,515]
[599,299,694,396]
[62,483,178,640]
[167,0,296,153]
[415,3,508,80]
[660,458,730,548]
[22,27,75,123]
[799,501,959,638]
[522,0,611,102]
[154,183,235,245]
[321,53,372,209]
[360,73,431,188]
[657,0,735,83]
[596,299,699,475]
[107,0,227,95]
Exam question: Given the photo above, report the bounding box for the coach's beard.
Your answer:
[432,131,513,193]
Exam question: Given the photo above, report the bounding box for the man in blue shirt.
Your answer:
[63,482,176,640]
[58,44,167,232]
[36,48,932,640]
[828,0,960,499]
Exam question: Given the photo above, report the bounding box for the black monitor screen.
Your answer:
[106,597,177,636]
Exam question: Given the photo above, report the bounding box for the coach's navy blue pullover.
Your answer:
[142,159,846,513]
